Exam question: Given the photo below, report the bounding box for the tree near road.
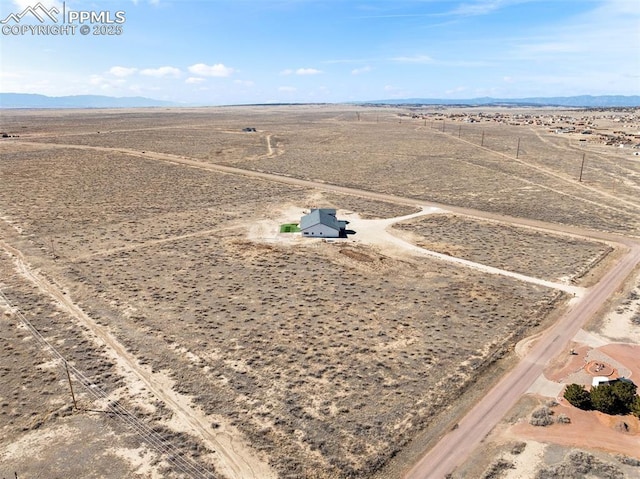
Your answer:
[563,384,592,410]
[565,381,639,415]
[611,380,638,412]
[590,384,620,415]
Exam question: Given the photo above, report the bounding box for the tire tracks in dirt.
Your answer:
[9,138,640,479]
[0,238,275,479]
[14,140,639,243]
[446,127,640,211]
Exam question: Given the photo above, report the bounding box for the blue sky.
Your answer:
[1,0,639,104]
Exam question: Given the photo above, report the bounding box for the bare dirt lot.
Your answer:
[1,105,639,478]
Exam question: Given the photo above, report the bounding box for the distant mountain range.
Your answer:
[1,92,639,109]
[0,93,176,108]
[361,95,640,107]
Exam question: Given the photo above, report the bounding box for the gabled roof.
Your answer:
[300,208,341,231]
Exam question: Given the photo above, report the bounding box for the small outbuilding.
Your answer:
[592,376,611,387]
[300,208,349,238]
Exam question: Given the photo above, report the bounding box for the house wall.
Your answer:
[301,223,340,238]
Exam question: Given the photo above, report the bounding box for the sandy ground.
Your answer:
[2,107,639,479]
[2,238,275,479]
[260,206,588,296]
[595,283,640,344]
[508,401,640,458]
[349,211,587,295]
[503,440,547,479]
[476,282,640,477]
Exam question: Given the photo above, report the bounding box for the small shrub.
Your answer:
[481,458,514,479]
[530,406,554,426]
[616,455,640,466]
[556,413,571,424]
[510,441,526,455]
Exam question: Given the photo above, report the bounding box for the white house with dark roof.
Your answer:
[300,208,349,238]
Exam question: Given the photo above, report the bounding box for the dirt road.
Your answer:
[348,210,585,296]
[0,239,275,479]
[14,140,638,246]
[10,139,640,478]
[404,243,640,479]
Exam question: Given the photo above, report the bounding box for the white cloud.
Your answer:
[351,66,372,75]
[234,79,254,87]
[278,86,297,92]
[392,55,433,64]
[296,68,322,75]
[188,63,234,77]
[507,0,640,79]
[109,66,137,77]
[89,75,125,89]
[185,77,205,84]
[89,75,105,86]
[140,66,181,78]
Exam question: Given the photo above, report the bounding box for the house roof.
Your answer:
[300,208,342,231]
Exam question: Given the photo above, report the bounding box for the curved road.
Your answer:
[12,139,640,478]
[405,242,640,478]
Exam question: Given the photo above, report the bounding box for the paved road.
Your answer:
[405,243,640,479]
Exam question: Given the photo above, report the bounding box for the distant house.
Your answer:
[242,127,257,132]
[300,208,349,238]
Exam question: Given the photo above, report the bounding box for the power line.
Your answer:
[0,287,215,479]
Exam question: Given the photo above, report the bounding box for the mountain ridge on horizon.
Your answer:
[360,95,640,108]
[1,92,639,109]
[0,93,177,109]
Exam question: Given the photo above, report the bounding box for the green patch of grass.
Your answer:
[280,223,301,233]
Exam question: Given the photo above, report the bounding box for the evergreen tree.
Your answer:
[611,380,637,412]
[631,395,640,418]
[590,384,619,414]
[563,384,591,410]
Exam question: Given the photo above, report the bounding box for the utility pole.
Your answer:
[64,361,77,409]
[579,153,586,182]
[458,124,461,138]
[442,120,445,133]
[481,130,485,147]
[516,137,521,159]
[50,237,57,261]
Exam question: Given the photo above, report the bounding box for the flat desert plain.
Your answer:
[1,105,639,479]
